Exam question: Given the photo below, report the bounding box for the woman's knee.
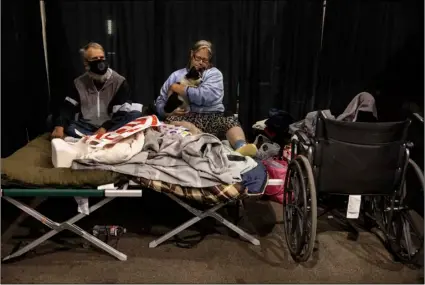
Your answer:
[222,118,243,135]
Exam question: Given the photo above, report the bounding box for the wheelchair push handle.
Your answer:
[412,112,424,124]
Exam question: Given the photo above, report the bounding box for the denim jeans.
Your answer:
[65,111,143,138]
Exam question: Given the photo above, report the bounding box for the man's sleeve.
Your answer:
[101,80,142,130]
[54,86,81,128]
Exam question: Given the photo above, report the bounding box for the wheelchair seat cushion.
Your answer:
[1,133,125,188]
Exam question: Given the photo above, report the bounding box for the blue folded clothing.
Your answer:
[241,160,268,194]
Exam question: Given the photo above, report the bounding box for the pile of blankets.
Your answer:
[68,120,257,188]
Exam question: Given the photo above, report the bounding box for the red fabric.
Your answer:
[264,127,276,138]
[262,158,288,204]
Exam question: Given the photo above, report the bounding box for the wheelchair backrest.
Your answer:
[313,112,410,195]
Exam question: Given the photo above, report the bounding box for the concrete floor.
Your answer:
[1,192,423,283]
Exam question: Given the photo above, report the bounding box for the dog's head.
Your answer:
[183,66,203,87]
[186,66,202,80]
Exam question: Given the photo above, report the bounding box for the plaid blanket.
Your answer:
[133,177,247,205]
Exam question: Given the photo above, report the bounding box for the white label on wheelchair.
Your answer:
[346,195,361,219]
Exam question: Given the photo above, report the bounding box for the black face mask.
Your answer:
[88,59,109,75]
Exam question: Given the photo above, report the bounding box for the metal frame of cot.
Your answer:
[2,178,286,260]
[1,183,142,262]
[142,178,285,248]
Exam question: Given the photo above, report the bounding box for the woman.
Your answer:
[155,40,257,157]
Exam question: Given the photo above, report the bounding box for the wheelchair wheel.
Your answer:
[390,159,424,264]
[388,208,423,264]
[367,160,424,265]
[405,159,424,216]
[407,159,424,191]
[283,155,317,262]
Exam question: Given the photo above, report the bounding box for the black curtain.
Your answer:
[110,2,156,104]
[45,0,241,114]
[316,0,423,120]
[45,0,325,136]
[238,0,324,135]
[154,0,241,112]
[45,0,422,131]
[1,0,49,157]
[45,0,156,114]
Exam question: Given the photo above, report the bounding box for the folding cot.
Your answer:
[1,184,142,261]
[1,133,146,261]
[1,133,283,261]
[130,174,283,248]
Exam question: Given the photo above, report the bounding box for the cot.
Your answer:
[2,133,281,261]
[1,133,145,261]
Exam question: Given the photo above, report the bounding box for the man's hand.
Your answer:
[94,127,107,136]
[51,126,65,140]
[168,83,186,96]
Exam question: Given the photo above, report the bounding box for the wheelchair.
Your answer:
[282,111,424,264]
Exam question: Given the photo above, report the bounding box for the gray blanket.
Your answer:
[72,129,257,188]
[289,92,378,135]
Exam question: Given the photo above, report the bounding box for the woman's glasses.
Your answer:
[193,55,209,64]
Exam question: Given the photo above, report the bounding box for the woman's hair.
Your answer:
[186,40,214,69]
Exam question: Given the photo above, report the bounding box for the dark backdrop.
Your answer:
[1,0,49,157]
[2,0,423,156]
[45,0,423,126]
[45,0,157,120]
[44,0,325,135]
[315,0,424,121]
[45,0,243,115]
[238,0,324,133]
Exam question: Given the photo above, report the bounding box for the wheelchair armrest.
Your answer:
[294,130,313,146]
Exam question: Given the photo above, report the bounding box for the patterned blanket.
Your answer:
[133,177,247,205]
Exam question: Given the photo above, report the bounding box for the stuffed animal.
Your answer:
[164,66,202,114]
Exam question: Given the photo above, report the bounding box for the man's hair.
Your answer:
[186,40,214,69]
[79,42,105,62]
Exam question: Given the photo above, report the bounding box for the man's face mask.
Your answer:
[88,59,109,75]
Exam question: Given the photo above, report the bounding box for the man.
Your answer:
[155,40,257,157]
[51,42,142,139]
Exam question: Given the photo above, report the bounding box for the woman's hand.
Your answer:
[170,121,202,135]
[165,107,187,118]
[168,83,186,96]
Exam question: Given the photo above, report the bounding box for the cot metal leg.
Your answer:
[2,196,127,261]
[149,201,225,248]
[2,197,46,243]
[149,194,260,248]
[209,211,260,245]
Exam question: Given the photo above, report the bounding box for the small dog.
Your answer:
[164,66,202,114]
[180,65,203,87]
